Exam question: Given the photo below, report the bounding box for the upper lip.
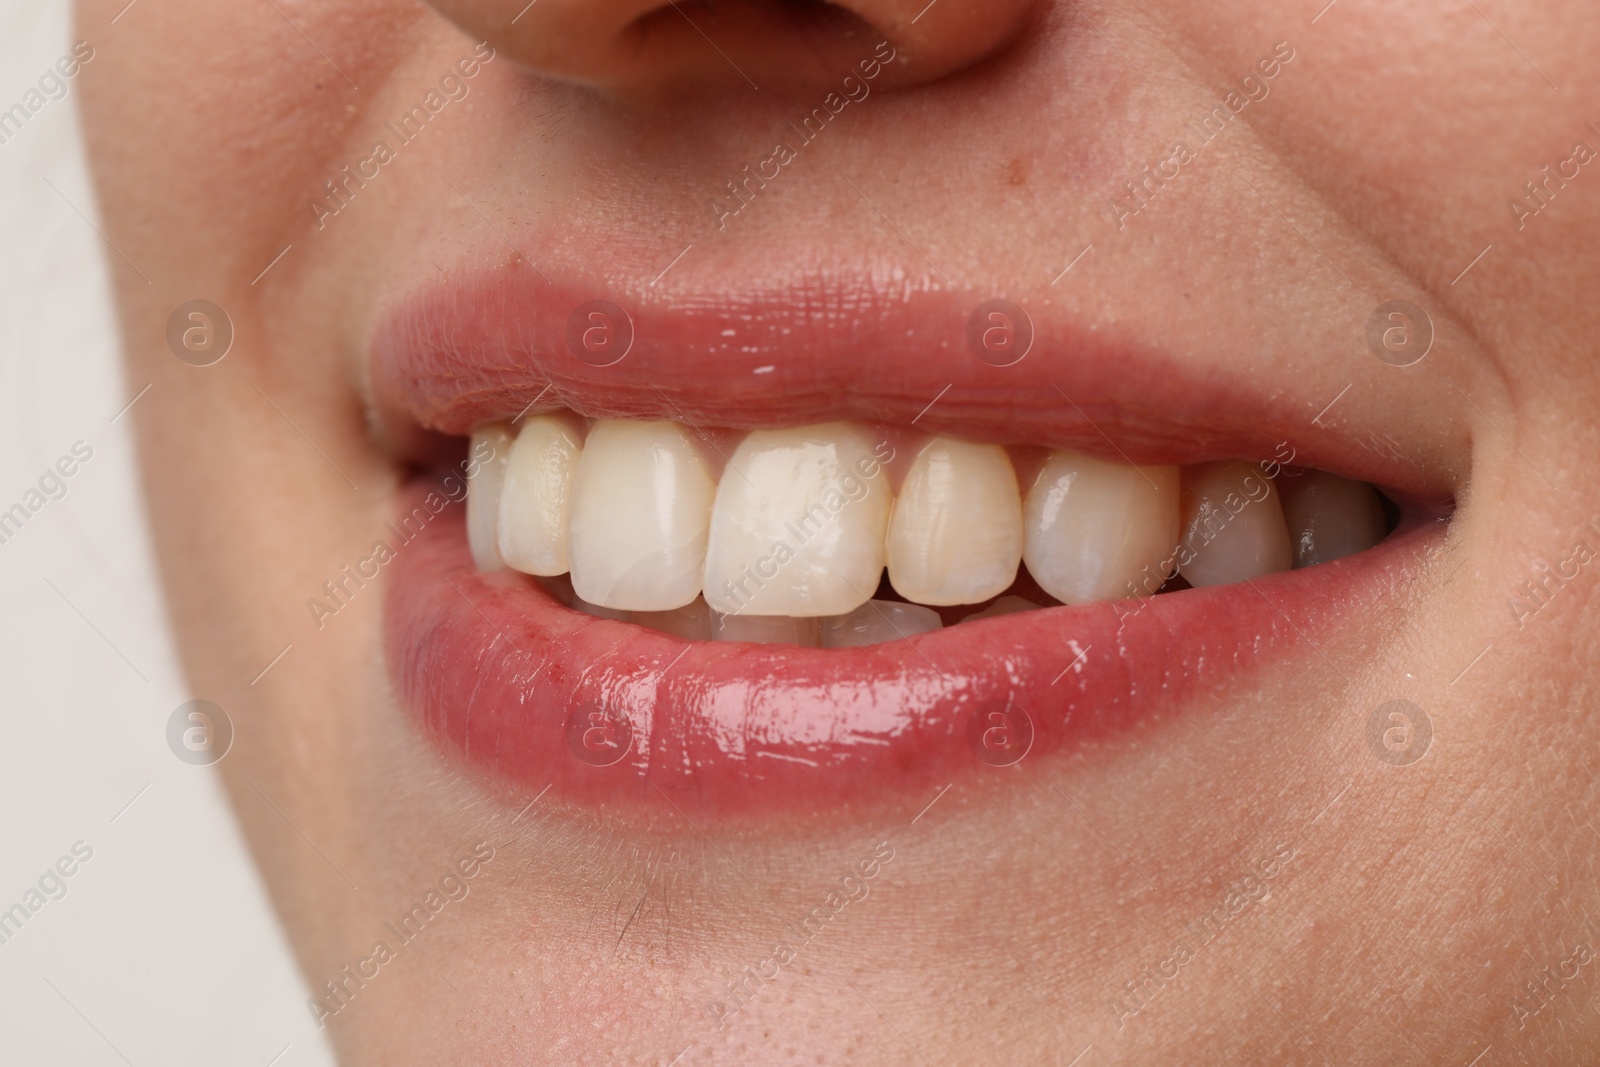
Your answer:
[369,260,1462,510]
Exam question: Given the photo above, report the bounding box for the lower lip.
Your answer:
[385,486,1431,818]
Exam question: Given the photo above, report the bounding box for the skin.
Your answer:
[76,0,1600,1062]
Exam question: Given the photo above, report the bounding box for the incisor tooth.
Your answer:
[497,416,581,576]
[886,438,1023,605]
[821,600,943,647]
[633,599,713,640]
[534,573,629,620]
[568,420,716,611]
[1023,453,1180,604]
[712,612,821,646]
[467,423,515,571]
[1177,461,1293,587]
[1280,471,1387,567]
[575,596,630,622]
[703,424,891,617]
[961,595,1041,623]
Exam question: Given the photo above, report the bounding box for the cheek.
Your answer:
[73,0,425,938]
[77,0,412,279]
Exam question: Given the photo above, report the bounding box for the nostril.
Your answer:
[626,0,879,64]
[612,0,893,93]
[422,0,1039,96]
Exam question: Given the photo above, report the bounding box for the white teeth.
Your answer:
[886,438,1023,605]
[1177,461,1293,587]
[497,415,581,576]
[1280,471,1387,567]
[703,424,891,617]
[568,420,717,612]
[821,600,943,647]
[961,595,1041,622]
[1023,452,1181,604]
[712,612,822,646]
[534,573,629,620]
[471,412,1386,644]
[467,423,515,571]
[574,595,630,622]
[633,599,713,640]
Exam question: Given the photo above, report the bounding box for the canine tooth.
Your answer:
[467,423,515,571]
[712,612,821,646]
[821,601,943,647]
[568,420,716,611]
[961,595,1041,622]
[633,599,713,640]
[497,416,581,576]
[1023,453,1180,604]
[703,424,891,617]
[1177,461,1293,587]
[1280,472,1387,567]
[886,438,1023,605]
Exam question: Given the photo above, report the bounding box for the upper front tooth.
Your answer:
[961,594,1042,622]
[703,424,891,617]
[1176,460,1293,587]
[467,423,515,571]
[1280,471,1387,567]
[497,415,581,576]
[886,438,1023,605]
[820,600,944,647]
[633,598,713,640]
[712,612,822,646]
[1023,451,1181,604]
[567,419,717,611]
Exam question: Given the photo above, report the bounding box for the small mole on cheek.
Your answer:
[1003,157,1028,187]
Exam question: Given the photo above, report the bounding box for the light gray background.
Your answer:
[0,3,337,1063]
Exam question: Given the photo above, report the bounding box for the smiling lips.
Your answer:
[372,268,1444,815]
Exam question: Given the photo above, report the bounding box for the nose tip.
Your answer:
[422,0,1037,94]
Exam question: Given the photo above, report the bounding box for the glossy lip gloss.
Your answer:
[372,265,1450,817]
[386,491,1434,816]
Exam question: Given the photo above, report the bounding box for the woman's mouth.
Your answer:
[371,266,1455,818]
